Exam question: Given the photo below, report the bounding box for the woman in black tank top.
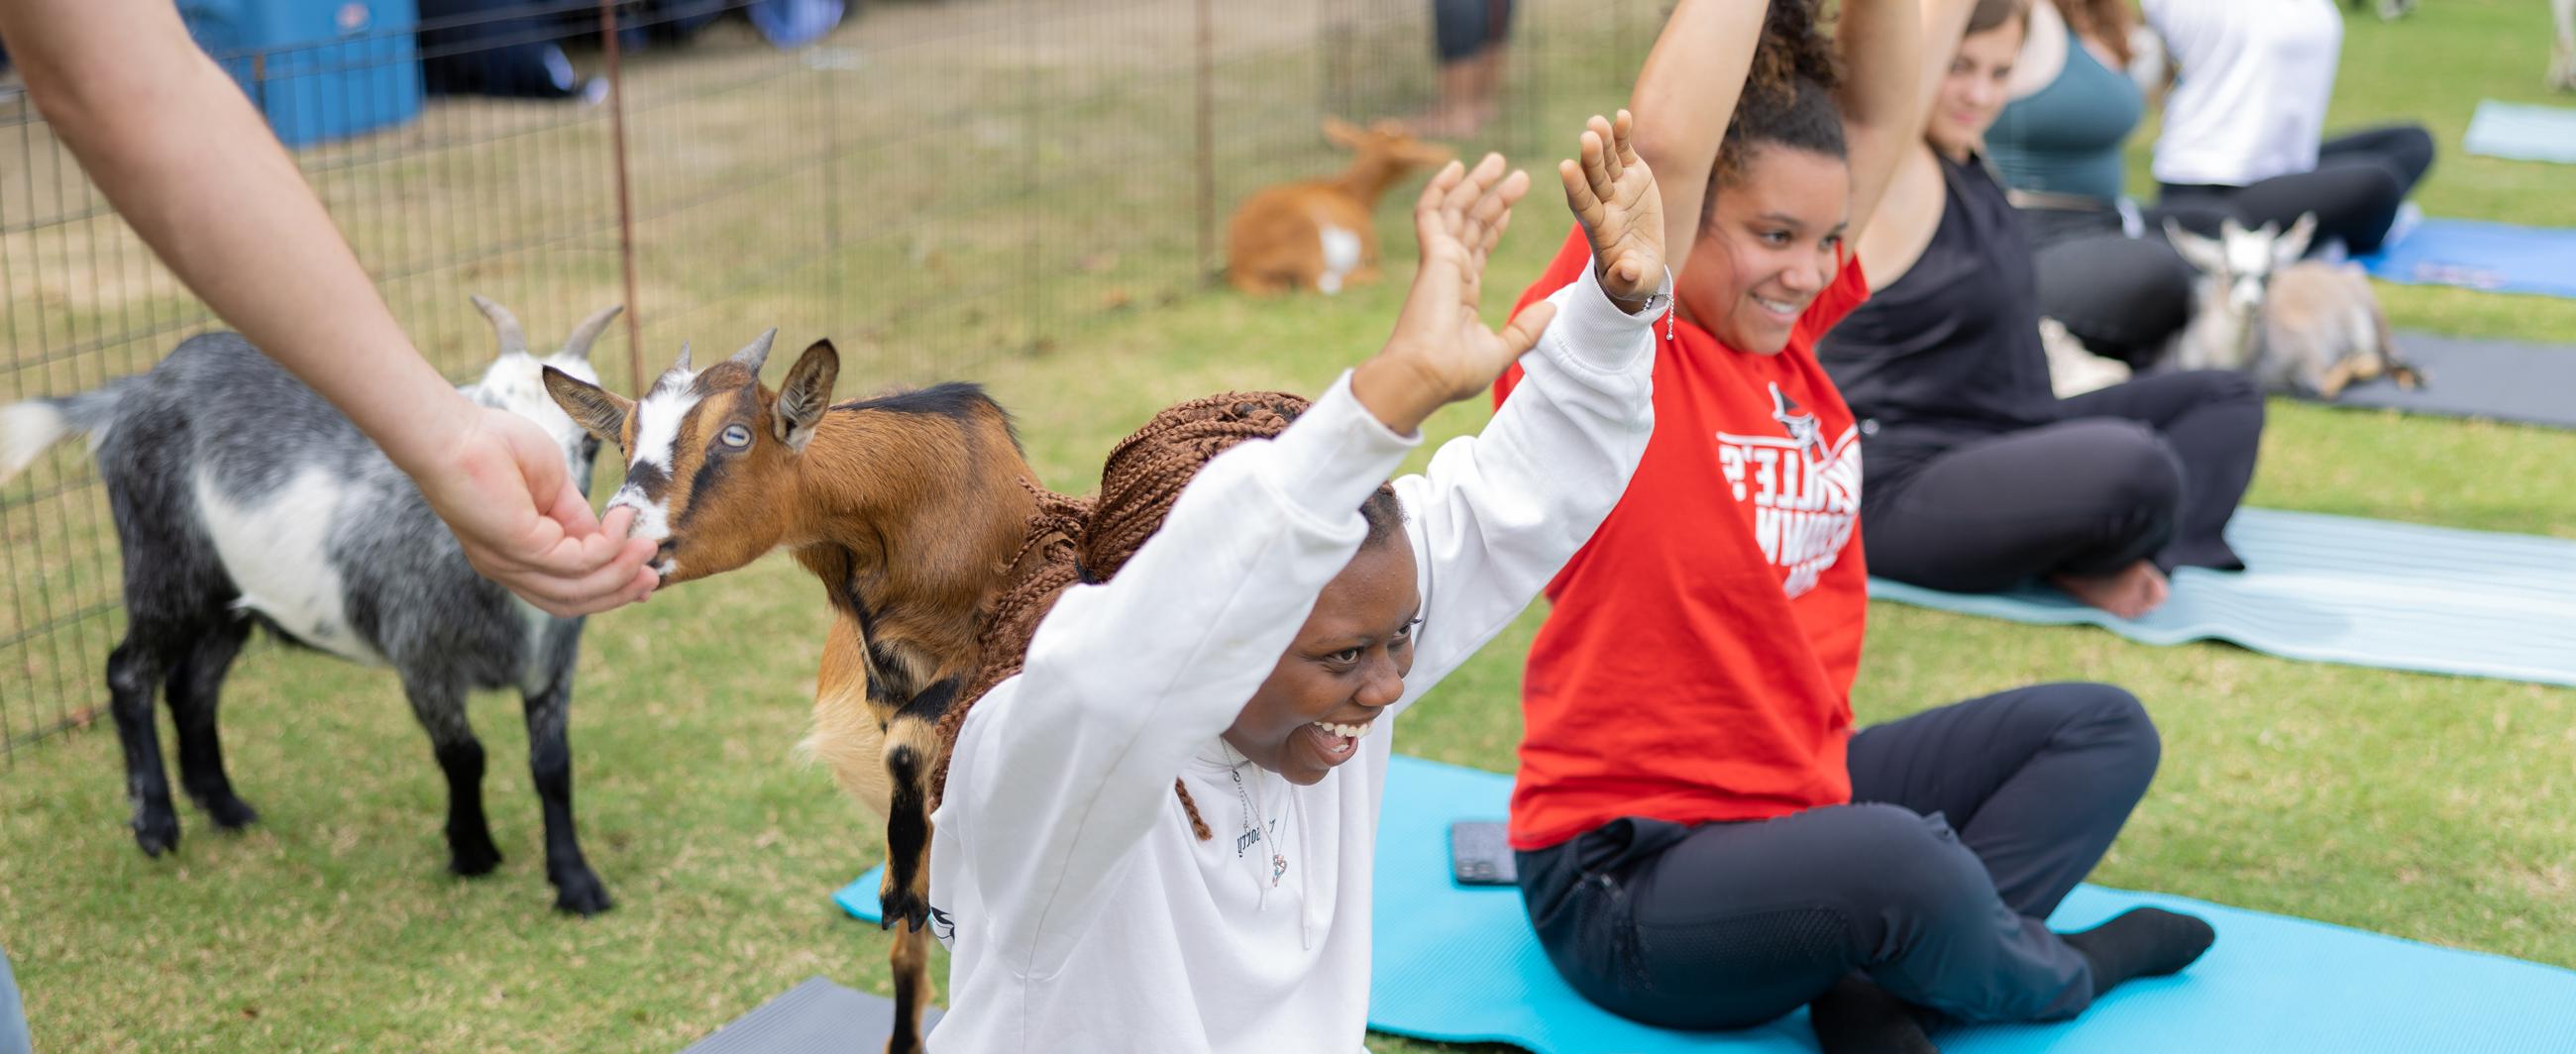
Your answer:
[1817,0,2263,619]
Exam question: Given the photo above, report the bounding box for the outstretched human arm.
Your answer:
[1628,0,1771,281]
[1839,0,1960,245]
[1395,113,1664,697]
[0,0,657,614]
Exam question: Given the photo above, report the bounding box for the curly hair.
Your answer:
[1710,0,1848,196]
[928,391,1405,839]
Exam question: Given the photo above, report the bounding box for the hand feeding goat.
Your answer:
[2164,214,2424,400]
[543,337,1036,1054]
[1224,117,1453,295]
[0,298,623,915]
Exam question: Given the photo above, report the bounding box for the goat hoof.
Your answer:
[877,887,931,931]
[132,810,181,858]
[449,839,504,878]
[551,871,614,917]
[202,794,261,831]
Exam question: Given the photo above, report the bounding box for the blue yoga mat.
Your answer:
[1868,508,2576,688]
[2358,218,2576,298]
[843,757,2576,1052]
[2464,100,2576,164]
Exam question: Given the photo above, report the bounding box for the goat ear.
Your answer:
[1322,116,1363,149]
[775,340,839,453]
[2276,212,2318,264]
[543,366,633,446]
[2164,219,2223,273]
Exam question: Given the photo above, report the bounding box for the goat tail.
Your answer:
[0,382,131,484]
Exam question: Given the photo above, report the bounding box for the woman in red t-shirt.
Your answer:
[1495,2,2216,1050]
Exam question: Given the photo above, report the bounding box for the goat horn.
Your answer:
[673,342,694,373]
[729,328,778,375]
[560,304,624,362]
[469,295,531,357]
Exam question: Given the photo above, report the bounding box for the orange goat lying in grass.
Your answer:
[1225,118,1451,295]
[544,336,1036,1054]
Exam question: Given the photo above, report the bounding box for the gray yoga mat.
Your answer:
[2308,331,2576,429]
[682,977,942,1054]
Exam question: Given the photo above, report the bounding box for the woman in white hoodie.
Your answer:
[919,111,1676,1052]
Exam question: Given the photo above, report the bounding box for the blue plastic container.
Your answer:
[179,0,423,147]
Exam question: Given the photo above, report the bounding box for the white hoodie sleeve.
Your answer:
[1390,258,1657,702]
[945,255,1654,977]
[947,371,1417,974]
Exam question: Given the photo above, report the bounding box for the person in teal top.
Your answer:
[1982,0,2433,369]
[1980,0,2199,369]
[1986,19,2140,212]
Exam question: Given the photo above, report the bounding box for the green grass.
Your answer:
[4,0,2574,1051]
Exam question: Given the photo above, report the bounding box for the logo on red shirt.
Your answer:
[1715,383,1862,597]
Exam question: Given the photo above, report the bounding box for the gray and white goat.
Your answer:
[2165,214,2423,400]
[0,297,623,915]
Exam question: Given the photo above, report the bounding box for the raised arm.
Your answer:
[1630,0,1771,278]
[0,0,656,614]
[1396,114,1664,694]
[1837,0,1947,243]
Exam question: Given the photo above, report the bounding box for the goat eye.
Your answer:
[719,424,752,449]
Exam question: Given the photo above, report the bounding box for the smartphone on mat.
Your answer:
[1449,820,1517,887]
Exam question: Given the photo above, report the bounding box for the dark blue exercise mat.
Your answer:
[2358,218,2576,298]
[1869,508,2576,688]
[681,976,939,1054]
[2313,331,2576,429]
[840,756,2576,1052]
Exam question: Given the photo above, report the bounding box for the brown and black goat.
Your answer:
[542,334,1035,1052]
[1224,117,1453,295]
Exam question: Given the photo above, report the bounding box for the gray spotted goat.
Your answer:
[0,298,623,914]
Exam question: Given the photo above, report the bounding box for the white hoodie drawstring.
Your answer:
[1294,785,1316,951]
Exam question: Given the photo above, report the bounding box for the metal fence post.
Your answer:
[598,0,644,389]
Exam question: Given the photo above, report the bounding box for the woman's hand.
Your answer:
[412,403,660,616]
[1352,153,1556,435]
[1561,110,1667,311]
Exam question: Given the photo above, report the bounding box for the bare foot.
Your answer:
[2053,560,2170,619]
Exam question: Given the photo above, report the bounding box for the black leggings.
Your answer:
[1861,370,2264,592]
[2159,124,2437,256]
[1518,684,2161,1028]
[2032,231,2200,369]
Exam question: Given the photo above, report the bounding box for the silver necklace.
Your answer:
[1227,761,1287,887]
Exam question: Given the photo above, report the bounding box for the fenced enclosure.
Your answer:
[0,0,1660,766]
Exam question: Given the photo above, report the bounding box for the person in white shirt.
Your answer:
[921,112,1670,1053]
[2145,0,2433,255]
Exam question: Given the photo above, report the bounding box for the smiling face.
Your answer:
[1680,146,1852,355]
[1223,533,1419,786]
[544,334,842,585]
[1932,19,2025,158]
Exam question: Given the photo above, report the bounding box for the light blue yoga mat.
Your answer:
[843,757,2576,1052]
[2357,217,2576,298]
[2464,100,2576,164]
[1364,758,2576,1054]
[1869,508,2576,688]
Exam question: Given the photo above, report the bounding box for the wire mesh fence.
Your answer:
[0,0,1660,767]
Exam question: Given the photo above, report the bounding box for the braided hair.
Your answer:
[930,391,1405,839]
[1709,0,1847,204]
